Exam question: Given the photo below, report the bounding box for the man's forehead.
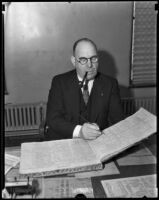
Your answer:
[75,41,97,55]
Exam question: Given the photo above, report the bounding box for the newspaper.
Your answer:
[101,174,157,198]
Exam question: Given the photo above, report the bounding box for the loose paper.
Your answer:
[5,153,20,175]
[38,177,94,198]
[101,174,157,198]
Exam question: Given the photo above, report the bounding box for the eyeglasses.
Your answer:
[76,55,98,65]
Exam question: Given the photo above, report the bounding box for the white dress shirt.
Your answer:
[73,75,94,138]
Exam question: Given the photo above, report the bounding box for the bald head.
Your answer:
[73,38,97,56]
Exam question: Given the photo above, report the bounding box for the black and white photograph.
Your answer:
[2,1,157,198]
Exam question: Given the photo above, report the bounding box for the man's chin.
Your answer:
[87,72,97,80]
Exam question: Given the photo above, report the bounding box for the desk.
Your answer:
[5,135,156,198]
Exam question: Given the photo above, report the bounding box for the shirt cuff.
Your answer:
[73,125,82,138]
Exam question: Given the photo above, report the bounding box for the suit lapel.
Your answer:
[68,70,80,122]
[89,73,105,122]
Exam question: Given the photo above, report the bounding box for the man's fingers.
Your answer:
[91,130,101,136]
[83,130,101,140]
[85,133,101,140]
[84,133,97,140]
[81,123,102,140]
[86,123,100,130]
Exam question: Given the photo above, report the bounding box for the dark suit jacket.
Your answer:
[46,69,125,140]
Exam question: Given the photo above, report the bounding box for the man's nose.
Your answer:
[87,59,93,68]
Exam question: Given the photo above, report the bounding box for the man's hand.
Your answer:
[80,123,101,140]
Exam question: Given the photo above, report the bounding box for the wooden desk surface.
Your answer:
[5,135,156,198]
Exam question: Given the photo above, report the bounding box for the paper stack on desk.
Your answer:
[19,108,156,177]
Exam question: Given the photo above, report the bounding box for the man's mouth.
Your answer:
[87,70,96,75]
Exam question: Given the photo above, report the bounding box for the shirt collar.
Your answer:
[77,74,83,82]
[77,74,94,84]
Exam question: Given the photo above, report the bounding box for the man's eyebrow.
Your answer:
[79,55,98,58]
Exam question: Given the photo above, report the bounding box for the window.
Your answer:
[130,1,157,87]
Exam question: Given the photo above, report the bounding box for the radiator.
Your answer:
[5,102,43,134]
[121,96,156,117]
[5,97,156,136]
[39,96,156,119]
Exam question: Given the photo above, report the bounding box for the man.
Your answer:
[46,38,124,140]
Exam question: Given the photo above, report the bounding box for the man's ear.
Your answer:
[71,55,75,66]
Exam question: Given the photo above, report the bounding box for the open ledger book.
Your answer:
[19,108,156,177]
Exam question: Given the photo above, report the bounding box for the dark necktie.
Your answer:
[83,80,89,105]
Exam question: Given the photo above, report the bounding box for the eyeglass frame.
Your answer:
[75,55,99,65]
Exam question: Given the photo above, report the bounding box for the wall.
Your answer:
[4,2,156,104]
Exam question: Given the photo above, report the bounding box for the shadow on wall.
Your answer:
[98,50,118,78]
[98,50,133,98]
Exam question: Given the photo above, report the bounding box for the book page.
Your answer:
[20,138,102,176]
[101,174,157,197]
[88,108,156,162]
